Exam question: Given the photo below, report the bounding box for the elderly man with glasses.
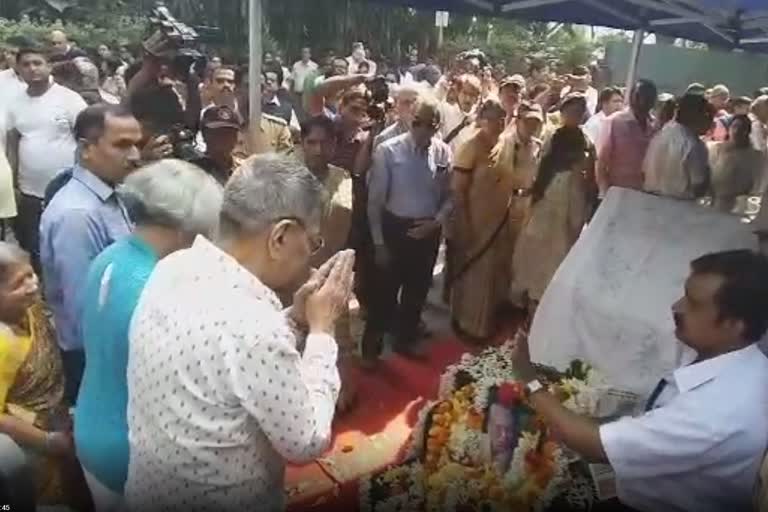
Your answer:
[363,98,453,366]
[124,155,354,512]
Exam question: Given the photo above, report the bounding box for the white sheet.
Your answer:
[529,188,758,395]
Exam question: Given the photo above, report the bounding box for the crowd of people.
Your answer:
[0,25,767,512]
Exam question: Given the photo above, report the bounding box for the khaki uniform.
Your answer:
[250,113,294,155]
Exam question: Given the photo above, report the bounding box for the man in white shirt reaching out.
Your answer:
[125,155,355,512]
[513,249,768,512]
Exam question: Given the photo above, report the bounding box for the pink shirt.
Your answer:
[598,109,656,191]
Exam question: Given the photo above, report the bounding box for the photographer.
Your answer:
[126,12,204,158]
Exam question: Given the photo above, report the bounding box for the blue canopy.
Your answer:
[380,0,768,53]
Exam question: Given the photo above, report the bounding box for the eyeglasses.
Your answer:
[276,216,325,255]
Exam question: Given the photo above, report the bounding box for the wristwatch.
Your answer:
[525,379,545,397]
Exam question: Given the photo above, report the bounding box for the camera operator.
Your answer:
[190,106,241,186]
[126,19,203,160]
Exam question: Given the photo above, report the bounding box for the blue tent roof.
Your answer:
[380,0,768,53]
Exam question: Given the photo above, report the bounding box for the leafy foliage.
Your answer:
[0,0,597,69]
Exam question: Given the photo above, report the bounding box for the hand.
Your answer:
[141,135,173,161]
[374,243,390,268]
[289,253,340,327]
[510,332,537,383]
[46,431,74,458]
[305,250,355,335]
[407,219,440,239]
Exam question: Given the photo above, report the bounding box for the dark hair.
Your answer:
[676,93,713,126]
[16,46,47,64]
[477,98,505,120]
[341,89,368,106]
[528,60,547,75]
[596,86,623,114]
[102,55,122,76]
[74,104,134,143]
[730,96,753,109]
[527,83,550,100]
[691,250,768,342]
[726,114,752,146]
[262,62,283,88]
[531,126,589,202]
[571,65,589,77]
[300,115,335,140]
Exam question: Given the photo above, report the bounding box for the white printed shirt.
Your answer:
[600,344,768,512]
[125,236,340,512]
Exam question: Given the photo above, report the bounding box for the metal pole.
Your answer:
[624,28,645,103]
[248,0,262,149]
[438,25,444,49]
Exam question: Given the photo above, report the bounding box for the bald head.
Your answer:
[50,30,70,54]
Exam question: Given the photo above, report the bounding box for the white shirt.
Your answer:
[583,111,607,147]
[347,57,377,77]
[438,101,475,152]
[600,344,768,512]
[125,236,340,512]
[0,69,26,144]
[291,60,318,93]
[643,121,710,200]
[7,83,86,198]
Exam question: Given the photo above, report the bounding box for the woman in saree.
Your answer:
[450,99,544,341]
[0,242,75,505]
[75,160,222,511]
[512,93,597,316]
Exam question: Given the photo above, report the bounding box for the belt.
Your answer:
[511,188,532,197]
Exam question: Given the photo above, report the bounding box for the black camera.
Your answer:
[145,2,207,78]
[366,76,391,125]
[166,124,204,162]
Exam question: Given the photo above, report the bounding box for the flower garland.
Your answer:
[363,334,603,512]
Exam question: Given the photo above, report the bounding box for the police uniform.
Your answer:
[238,113,293,157]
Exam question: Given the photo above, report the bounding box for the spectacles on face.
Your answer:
[276,216,325,255]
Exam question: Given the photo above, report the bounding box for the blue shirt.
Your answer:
[75,235,158,493]
[367,132,453,245]
[40,165,133,351]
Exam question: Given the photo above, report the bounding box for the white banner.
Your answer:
[529,188,758,395]
[435,10,450,27]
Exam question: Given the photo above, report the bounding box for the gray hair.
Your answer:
[118,159,223,238]
[219,154,327,239]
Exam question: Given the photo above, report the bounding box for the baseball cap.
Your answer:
[500,74,526,90]
[519,102,544,122]
[202,106,241,130]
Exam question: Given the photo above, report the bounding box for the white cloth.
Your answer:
[583,111,606,146]
[346,56,377,77]
[600,344,768,512]
[643,121,710,200]
[125,236,340,512]
[529,188,758,395]
[438,101,474,151]
[6,83,86,198]
[0,70,22,219]
[83,468,123,512]
[291,60,318,93]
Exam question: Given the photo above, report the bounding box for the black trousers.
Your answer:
[12,193,43,274]
[363,211,441,354]
[61,348,85,405]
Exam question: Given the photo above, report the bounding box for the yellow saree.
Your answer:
[0,301,67,503]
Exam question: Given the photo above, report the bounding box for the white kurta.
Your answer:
[125,236,340,512]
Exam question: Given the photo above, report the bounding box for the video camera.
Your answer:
[365,76,392,126]
[144,1,207,78]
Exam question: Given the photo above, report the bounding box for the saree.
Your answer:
[450,130,541,339]
[1,301,67,503]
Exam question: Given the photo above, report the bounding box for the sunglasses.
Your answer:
[276,216,325,255]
